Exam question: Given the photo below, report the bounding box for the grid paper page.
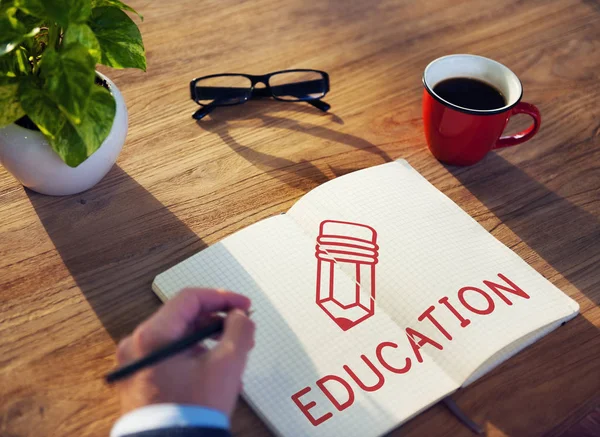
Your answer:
[287,160,579,386]
[154,215,458,437]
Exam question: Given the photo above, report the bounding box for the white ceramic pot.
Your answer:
[0,72,128,196]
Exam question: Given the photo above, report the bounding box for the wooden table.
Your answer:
[1,0,599,435]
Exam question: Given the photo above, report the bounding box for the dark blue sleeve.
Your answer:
[121,427,231,437]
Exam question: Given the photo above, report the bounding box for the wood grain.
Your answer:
[0,0,598,435]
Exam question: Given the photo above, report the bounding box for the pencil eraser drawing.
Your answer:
[315,220,379,331]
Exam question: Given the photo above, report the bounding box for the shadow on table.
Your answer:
[444,153,600,436]
[26,165,208,341]
[26,164,398,432]
[196,100,392,191]
[446,153,599,305]
[26,163,397,432]
[401,154,600,436]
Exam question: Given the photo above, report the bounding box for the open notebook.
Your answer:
[153,160,579,437]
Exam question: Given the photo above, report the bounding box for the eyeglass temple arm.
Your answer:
[307,99,330,112]
[261,81,330,111]
[194,98,329,118]
[268,82,330,111]
[192,104,216,120]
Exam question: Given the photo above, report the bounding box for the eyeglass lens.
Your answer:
[268,71,327,101]
[195,75,253,106]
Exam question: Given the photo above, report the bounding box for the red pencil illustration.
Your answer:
[315,220,379,331]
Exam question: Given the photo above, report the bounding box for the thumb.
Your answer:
[216,309,255,359]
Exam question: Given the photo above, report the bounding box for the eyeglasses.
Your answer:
[189,69,330,120]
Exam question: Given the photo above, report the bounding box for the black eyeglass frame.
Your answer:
[189,69,330,119]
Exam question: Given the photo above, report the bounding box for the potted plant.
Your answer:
[0,0,146,195]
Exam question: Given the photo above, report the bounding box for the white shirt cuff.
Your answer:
[110,404,229,437]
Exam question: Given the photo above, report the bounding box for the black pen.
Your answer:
[105,312,247,384]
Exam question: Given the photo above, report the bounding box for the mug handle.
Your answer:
[493,102,541,149]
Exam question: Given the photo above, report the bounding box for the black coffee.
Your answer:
[433,77,506,110]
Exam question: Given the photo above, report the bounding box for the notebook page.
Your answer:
[287,160,579,386]
[153,214,457,437]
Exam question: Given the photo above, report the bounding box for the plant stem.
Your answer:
[32,54,44,75]
[48,24,60,50]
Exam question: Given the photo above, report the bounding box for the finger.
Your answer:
[116,336,134,365]
[194,314,226,341]
[216,309,255,358]
[133,289,251,353]
[209,332,224,342]
[194,313,225,329]
[190,342,209,356]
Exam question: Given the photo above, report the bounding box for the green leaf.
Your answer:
[19,76,116,167]
[18,76,67,139]
[63,23,101,63]
[50,86,115,166]
[0,76,25,126]
[40,44,95,124]
[91,0,142,20]
[15,8,44,29]
[16,0,92,27]
[71,85,115,155]
[0,6,40,56]
[89,7,145,71]
[0,46,30,76]
[20,78,86,165]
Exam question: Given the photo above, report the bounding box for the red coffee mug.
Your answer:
[422,54,541,166]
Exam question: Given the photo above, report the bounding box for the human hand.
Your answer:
[115,288,255,416]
